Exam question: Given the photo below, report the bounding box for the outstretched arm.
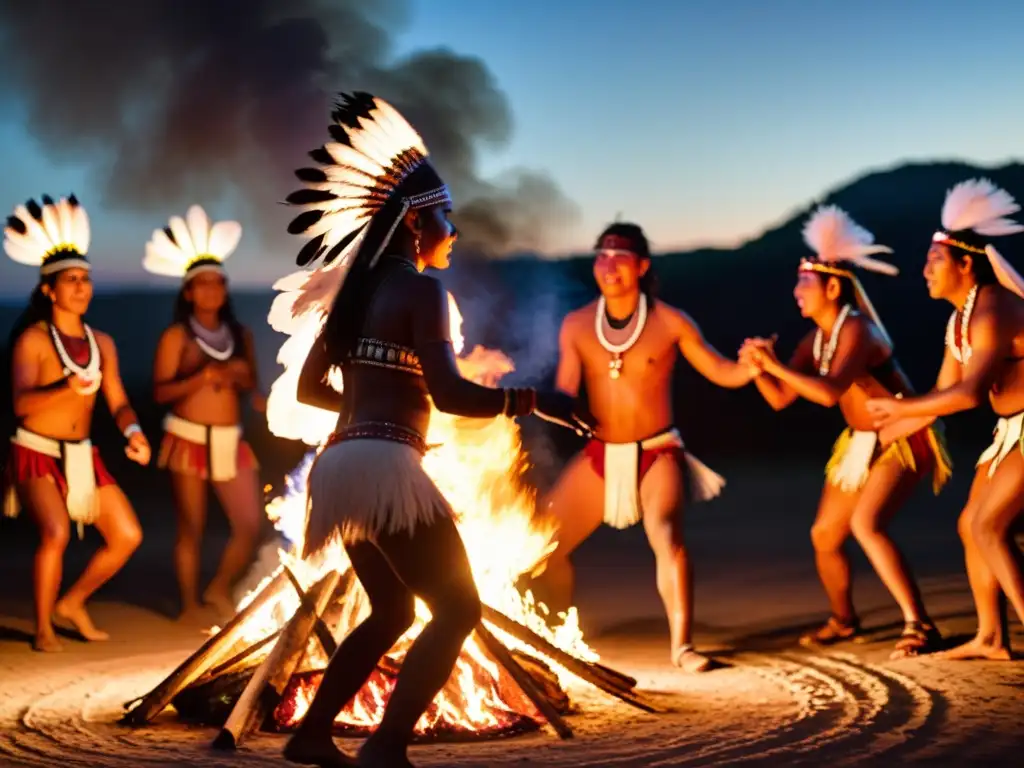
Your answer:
[746,333,814,411]
[675,309,756,389]
[756,317,870,408]
[413,275,515,417]
[888,300,1003,419]
[11,329,80,417]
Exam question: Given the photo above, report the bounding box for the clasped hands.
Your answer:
[737,334,780,377]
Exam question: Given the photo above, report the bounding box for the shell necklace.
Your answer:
[812,303,852,375]
[596,294,648,380]
[945,284,978,365]
[189,316,235,361]
[49,323,102,395]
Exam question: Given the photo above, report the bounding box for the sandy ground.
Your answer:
[1,458,1023,766]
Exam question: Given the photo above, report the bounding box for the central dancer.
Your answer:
[531,221,749,674]
[281,93,596,768]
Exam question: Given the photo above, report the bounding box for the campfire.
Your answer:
[122,286,659,746]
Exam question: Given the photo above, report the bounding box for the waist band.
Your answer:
[326,422,429,456]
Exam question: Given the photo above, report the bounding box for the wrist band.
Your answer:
[124,423,141,439]
[502,387,537,418]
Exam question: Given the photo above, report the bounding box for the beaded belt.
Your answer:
[325,421,430,456]
[349,338,423,375]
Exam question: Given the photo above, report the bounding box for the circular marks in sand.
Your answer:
[0,648,1019,767]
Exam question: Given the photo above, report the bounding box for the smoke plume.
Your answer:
[0,0,577,258]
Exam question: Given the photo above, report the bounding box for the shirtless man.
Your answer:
[146,206,264,622]
[531,222,752,672]
[868,179,1024,661]
[740,206,951,659]
[4,194,149,651]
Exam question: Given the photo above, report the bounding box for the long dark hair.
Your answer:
[595,222,659,301]
[173,279,246,353]
[7,276,57,351]
[322,197,417,363]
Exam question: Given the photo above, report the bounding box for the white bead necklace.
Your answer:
[595,294,648,380]
[812,303,852,375]
[49,323,102,395]
[945,284,978,365]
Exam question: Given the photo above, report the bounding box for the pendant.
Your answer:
[609,356,623,379]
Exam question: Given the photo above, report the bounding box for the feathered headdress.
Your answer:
[285,92,451,272]
[4,195,91,275]
[798,204,896,345]
[143,204,242,281]
[932,178,1024,298]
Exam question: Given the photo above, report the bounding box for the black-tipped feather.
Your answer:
[323,226,364,265]
[287,209,323,235]
[163,226,176,244]
[295,232,326,267]
[285,189,338,205]
[26,200,42,219]
[308,147,332,165]
[6,215,26,234]
[295,168,328,183]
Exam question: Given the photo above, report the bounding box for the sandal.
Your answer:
[799,616,861,647]
[889,620,942,659]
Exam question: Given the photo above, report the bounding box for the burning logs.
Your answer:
[475,623,573,739]
[479,605,665,714]
[213,570,341,749]
[121,569,290,725]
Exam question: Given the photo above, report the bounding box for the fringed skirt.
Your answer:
[825,424,952,495]
[303,422,452,557]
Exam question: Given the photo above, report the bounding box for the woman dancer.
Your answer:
[741,206,951,658]
[4,194,149,651]
[146,206,264,621]
[280,93,595,768]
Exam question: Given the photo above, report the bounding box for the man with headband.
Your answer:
[530,222,752,673]
[3,194,149,651]
[868,179,1024,661]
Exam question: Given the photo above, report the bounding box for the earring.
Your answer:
[414,234,421,257]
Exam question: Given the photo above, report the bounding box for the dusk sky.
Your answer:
[1,0,1022,295]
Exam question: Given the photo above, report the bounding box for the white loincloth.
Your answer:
[602,428,726,530]
[163,413,242,482]
[4,427,99,539]
[826,430,879,492]
[304,438,451,555]
[977,411,1024,478]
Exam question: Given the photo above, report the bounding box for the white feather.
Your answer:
[3,196,91,269]
[802,205,897,275]
[186,205,210,255]
[142,205,243,278]
[941,178,1024,236]
[207,220,242,260]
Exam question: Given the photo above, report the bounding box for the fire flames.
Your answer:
[230,273,597,738]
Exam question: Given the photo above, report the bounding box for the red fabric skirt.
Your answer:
[157,433,258,480]
[583,438,684,481]
[5,442,116,499]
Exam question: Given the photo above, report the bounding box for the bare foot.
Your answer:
[932,637,1012,661]
[283,732,356,766]
[53,599,110,642]
[33,631,63,653]
[202,587,237,624]
[672,645,712,673]
[357,735,414,767]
